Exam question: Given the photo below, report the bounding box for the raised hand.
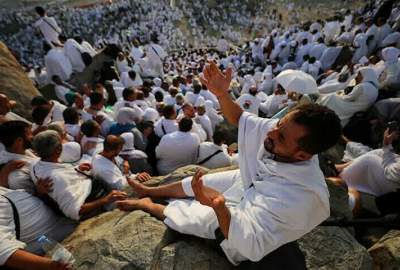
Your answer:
[191,169,226,209]
[200,61,233,98]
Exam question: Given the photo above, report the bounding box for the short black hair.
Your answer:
[89,92,103,106]
[32,107,50,125]
[31,96,49,107]
[179,117,193,132]
[103,135,124,152]
[81,120,98,137]
[213,129,226,145]
[162,105,176,119]
[35,6,45,16]
[128,70,136,80]
[292,104,342,154]
[63,107,79,124]
[122,87,135,101]
[154,91,164,102]
[193,84,202,94]
[0,121,30,148]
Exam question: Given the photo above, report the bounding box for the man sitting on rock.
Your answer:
[91,134,151,190]
[117,62,342,268]
[30,130,127,221]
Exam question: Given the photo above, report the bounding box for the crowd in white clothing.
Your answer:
[2,0,400,269]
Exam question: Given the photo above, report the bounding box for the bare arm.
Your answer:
[200,62,243,126]
[5,250,71,270]
[79,190,127,216]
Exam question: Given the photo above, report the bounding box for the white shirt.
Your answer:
[0,150,39,194]
[64,39,86,73]
[65,124,80,139]
[196,142,232,169]
[156,131,200,175]
[154,117,178,138]
[33,16,61,46]
[0,187,76,266]
[44,48,72,81]
[30,161,92,220]
[91,154,128,190]
[120,71,143,88]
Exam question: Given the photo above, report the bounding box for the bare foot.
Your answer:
[127,178,150,198]
[115,197,153,212]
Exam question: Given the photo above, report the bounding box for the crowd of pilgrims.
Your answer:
[0,0,278,68]
[2,0,400,269]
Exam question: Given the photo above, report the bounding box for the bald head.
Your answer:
[103,135,124,155]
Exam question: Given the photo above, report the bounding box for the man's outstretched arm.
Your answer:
[200,61,243,126]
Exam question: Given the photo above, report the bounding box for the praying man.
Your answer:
[116,62,342,268]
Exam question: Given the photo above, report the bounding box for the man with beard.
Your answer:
[237,85,261,115]
[116,62,342,268]
[0,121,39,194]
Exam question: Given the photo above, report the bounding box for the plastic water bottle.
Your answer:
[37,235,75,265]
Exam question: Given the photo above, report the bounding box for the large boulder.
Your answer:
[63,165,372,270]
[0,42,41,119]
[368,230,400,269]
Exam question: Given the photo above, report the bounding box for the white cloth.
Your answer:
[196,142,232,169]
[60,142,82,164]
[130,46,144,61]
[91,154,127,190]
[30,161,92,220]
[164,112,330,264]
[196,114,213,140]
[64,39,86,73]
[259,94,287,117]
[156,131,200,175]
[65,124,80,139]
[340,146,400,196]
[0,187,76,266]
[318,67,379,126]
[45,48,72,81]
[237,94,261,115]
[120,71,143,88]
[0,150,39,194]
[33,16,61,46]
[154,117,178,138]
[80,136,104,156]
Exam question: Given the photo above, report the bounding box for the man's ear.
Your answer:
[294,150,313,161]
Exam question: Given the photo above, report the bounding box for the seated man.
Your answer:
[30,130,127,221]
[91,135,151,190]
[31,96,66,125]
[0,164,76,270]
[117,62,342,267]
[155,117,200,175]
[196,129,233,169]
[0,121,39,194]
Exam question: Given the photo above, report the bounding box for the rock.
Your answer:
[64,166,370,270]
[326,179,353,219]
[0,42,41,120]
[299,226,373,270]
[368,230,400,270]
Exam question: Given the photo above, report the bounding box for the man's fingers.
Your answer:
[199,75,208,86]
[225,67,233,81]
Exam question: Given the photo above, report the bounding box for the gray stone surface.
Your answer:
[63,166,372,270]
[368,230,400,270]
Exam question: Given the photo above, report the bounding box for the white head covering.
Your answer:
[143,108,160,123]
[153,77,162,87]
[116,107,143,124]
[119,132,148,159]
[60,142,82,163]
[358,67,379,87]
[382,47,400,64]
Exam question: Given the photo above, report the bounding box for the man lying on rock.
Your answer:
[116,62,342,268]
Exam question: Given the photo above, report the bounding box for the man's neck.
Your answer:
[7,146,25,155]
[101,151,115,162]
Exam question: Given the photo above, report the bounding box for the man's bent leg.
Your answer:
[116,198,166,220]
